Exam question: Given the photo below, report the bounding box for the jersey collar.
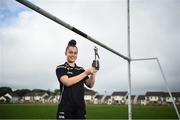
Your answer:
[65,62,77,68]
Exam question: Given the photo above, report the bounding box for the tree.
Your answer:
[54,89,60,95]
[13,89,31,97]
[0,87,13,96]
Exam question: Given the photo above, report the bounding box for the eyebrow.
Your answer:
[68,50,78,53]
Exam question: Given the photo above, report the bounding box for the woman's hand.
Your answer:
[85,67,97,75]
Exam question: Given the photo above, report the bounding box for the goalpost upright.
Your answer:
[127,0,132,119]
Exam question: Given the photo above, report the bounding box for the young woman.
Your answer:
[56,40,98,119]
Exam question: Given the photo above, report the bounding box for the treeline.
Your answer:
[0,86,60,97]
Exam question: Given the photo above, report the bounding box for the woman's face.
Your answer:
[66,46,78,63]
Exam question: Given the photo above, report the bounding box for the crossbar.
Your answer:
[16,0,130,61]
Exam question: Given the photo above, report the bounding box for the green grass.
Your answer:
[0,104,179,119]
[86,104,128,119]
[0,104,56,119]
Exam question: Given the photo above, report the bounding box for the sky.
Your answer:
[0,0,179,95]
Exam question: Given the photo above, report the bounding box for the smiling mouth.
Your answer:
[69,57,75,60]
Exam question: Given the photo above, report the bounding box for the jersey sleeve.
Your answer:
[56,67,67,80]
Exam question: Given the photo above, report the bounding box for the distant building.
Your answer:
[94,95,105,104]
[0,96,6,103]
[104,96,111,104]
[145,91,166,105]
[137,95,146,105]
[23,92,34,103]
[84,88,97,104]
[173,92,180,105]
[11,93,21,103]
[164,92,180,105]
[0,93,12,103]
[33,92,49,103]
[111,91,128,104]
[126,95,137,104]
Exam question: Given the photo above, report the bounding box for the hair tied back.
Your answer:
[68,39,76,46]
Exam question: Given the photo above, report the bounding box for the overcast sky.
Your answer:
[0,0,179,95]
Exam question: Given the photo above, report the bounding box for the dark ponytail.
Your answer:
[68,39,76,46]
[65,39,78,54]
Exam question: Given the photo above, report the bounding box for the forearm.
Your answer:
[85,74,95,88]
[60,70,90,87]
[67,72,87,86]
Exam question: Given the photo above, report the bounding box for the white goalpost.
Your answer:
[132,58,180,119]
[16,0,180,119]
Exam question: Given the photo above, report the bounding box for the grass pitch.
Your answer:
[0,104,179,119]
